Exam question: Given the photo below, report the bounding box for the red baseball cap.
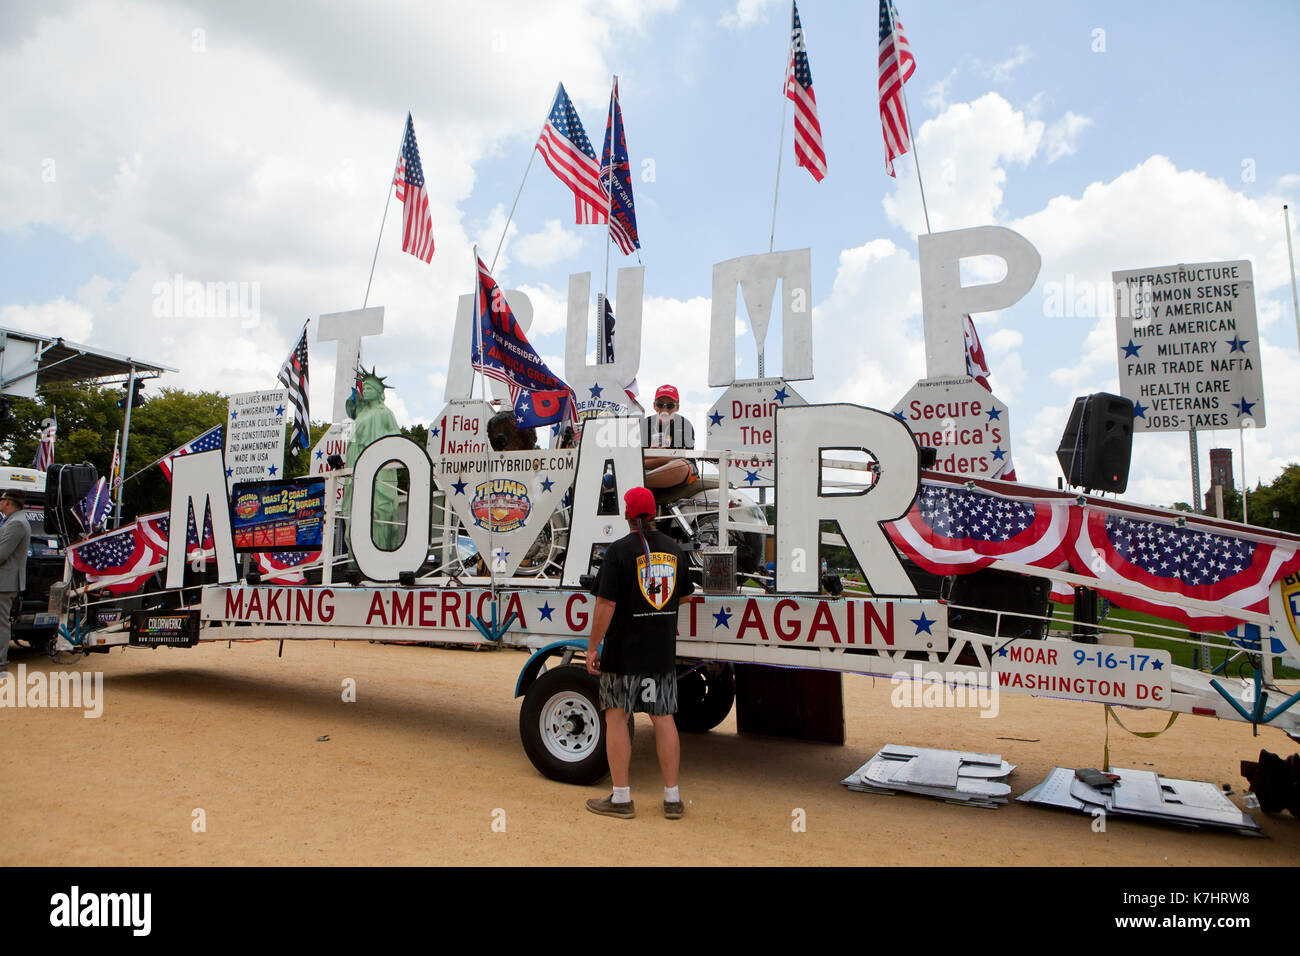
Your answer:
[654,384,679,403]
[624,486,656,519]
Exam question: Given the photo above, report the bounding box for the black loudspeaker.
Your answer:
[945,568,1051,640]
[1056,392,1134,493]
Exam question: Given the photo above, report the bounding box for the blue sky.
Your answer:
[2,0,1299,508]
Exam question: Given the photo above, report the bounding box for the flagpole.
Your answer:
[490,84,561,273]
[600,75,617,365]
[768,4,794,258]
[362,116,410,308]
[474,245,497,605]
[113,364,137,528]
[886,0,932,235]
[1285,204,1300,357]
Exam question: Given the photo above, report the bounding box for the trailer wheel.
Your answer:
[674,662,735,733]
[520,665,614,785]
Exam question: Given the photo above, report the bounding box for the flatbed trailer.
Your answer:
[54,569,1300,785]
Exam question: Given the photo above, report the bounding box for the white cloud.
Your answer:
[513,220,585,269]
[1043,111,1093,163]
[0,0,678,431]
[717,0,782,30]
[0,298,95,341]
[883,93,1043,233]
[980,45,1032,83]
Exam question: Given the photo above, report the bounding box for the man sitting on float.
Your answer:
[641,384,698,495]
[487,410,538,452]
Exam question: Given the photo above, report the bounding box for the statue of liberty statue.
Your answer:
[343,366,402,552]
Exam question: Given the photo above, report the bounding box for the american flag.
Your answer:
[68,521,160,594]
[157,425,224,481]
[878,0,916,177]
[138,509,214,558]
[256,550,321,585]
[963,315,1017,480]
[32,417,56,472]
[535,84,608,225]
[600,78,640,254]
[886,482,1079,576]
[1070,510,1300,631]
[786,1,826,182]
[75,477,111,535]
[393,113,435,262]
[278,321,310,456]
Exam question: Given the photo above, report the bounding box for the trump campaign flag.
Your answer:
[75,477,111,535]
[600,78,640,255]
[472,258,576,421]
[512,389,573,429]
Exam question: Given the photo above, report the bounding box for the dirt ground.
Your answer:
[3,637,1298,866]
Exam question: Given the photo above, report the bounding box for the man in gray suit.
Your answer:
[0,489,31,675]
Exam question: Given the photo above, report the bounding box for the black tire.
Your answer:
[674,662,736,733]
[519,665,614,785]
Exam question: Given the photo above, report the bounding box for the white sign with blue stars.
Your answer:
[1113,260,1265,433]
[225,388,288,490]
[892,377,1014,480]
[994,638,1171,707]
[705,378,807,488]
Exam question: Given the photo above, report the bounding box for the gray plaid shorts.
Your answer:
[599,669,678,715]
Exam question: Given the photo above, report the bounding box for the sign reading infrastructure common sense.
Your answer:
[1113,260,1265,433]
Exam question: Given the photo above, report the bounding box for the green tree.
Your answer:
[1176,464,1300,534]
[0,384,229,517]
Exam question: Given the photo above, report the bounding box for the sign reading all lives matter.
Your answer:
[225,389,288,490]
[1113,260,1265,433]
[705,379,806,488]
[995,639,1172,707]
[892,377,1013,479]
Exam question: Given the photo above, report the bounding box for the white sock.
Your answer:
[611,786,631,804]
[664,786,680,803]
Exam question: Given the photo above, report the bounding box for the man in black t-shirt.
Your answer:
[585,486,695,820]
[641,384,697,491]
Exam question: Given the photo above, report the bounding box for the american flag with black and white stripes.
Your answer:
[393,113,435,262]
[878,0,916,177]
[785,1,826,182]
[277,322,310,456]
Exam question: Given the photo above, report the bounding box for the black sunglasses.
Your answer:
[654,400,677,409]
